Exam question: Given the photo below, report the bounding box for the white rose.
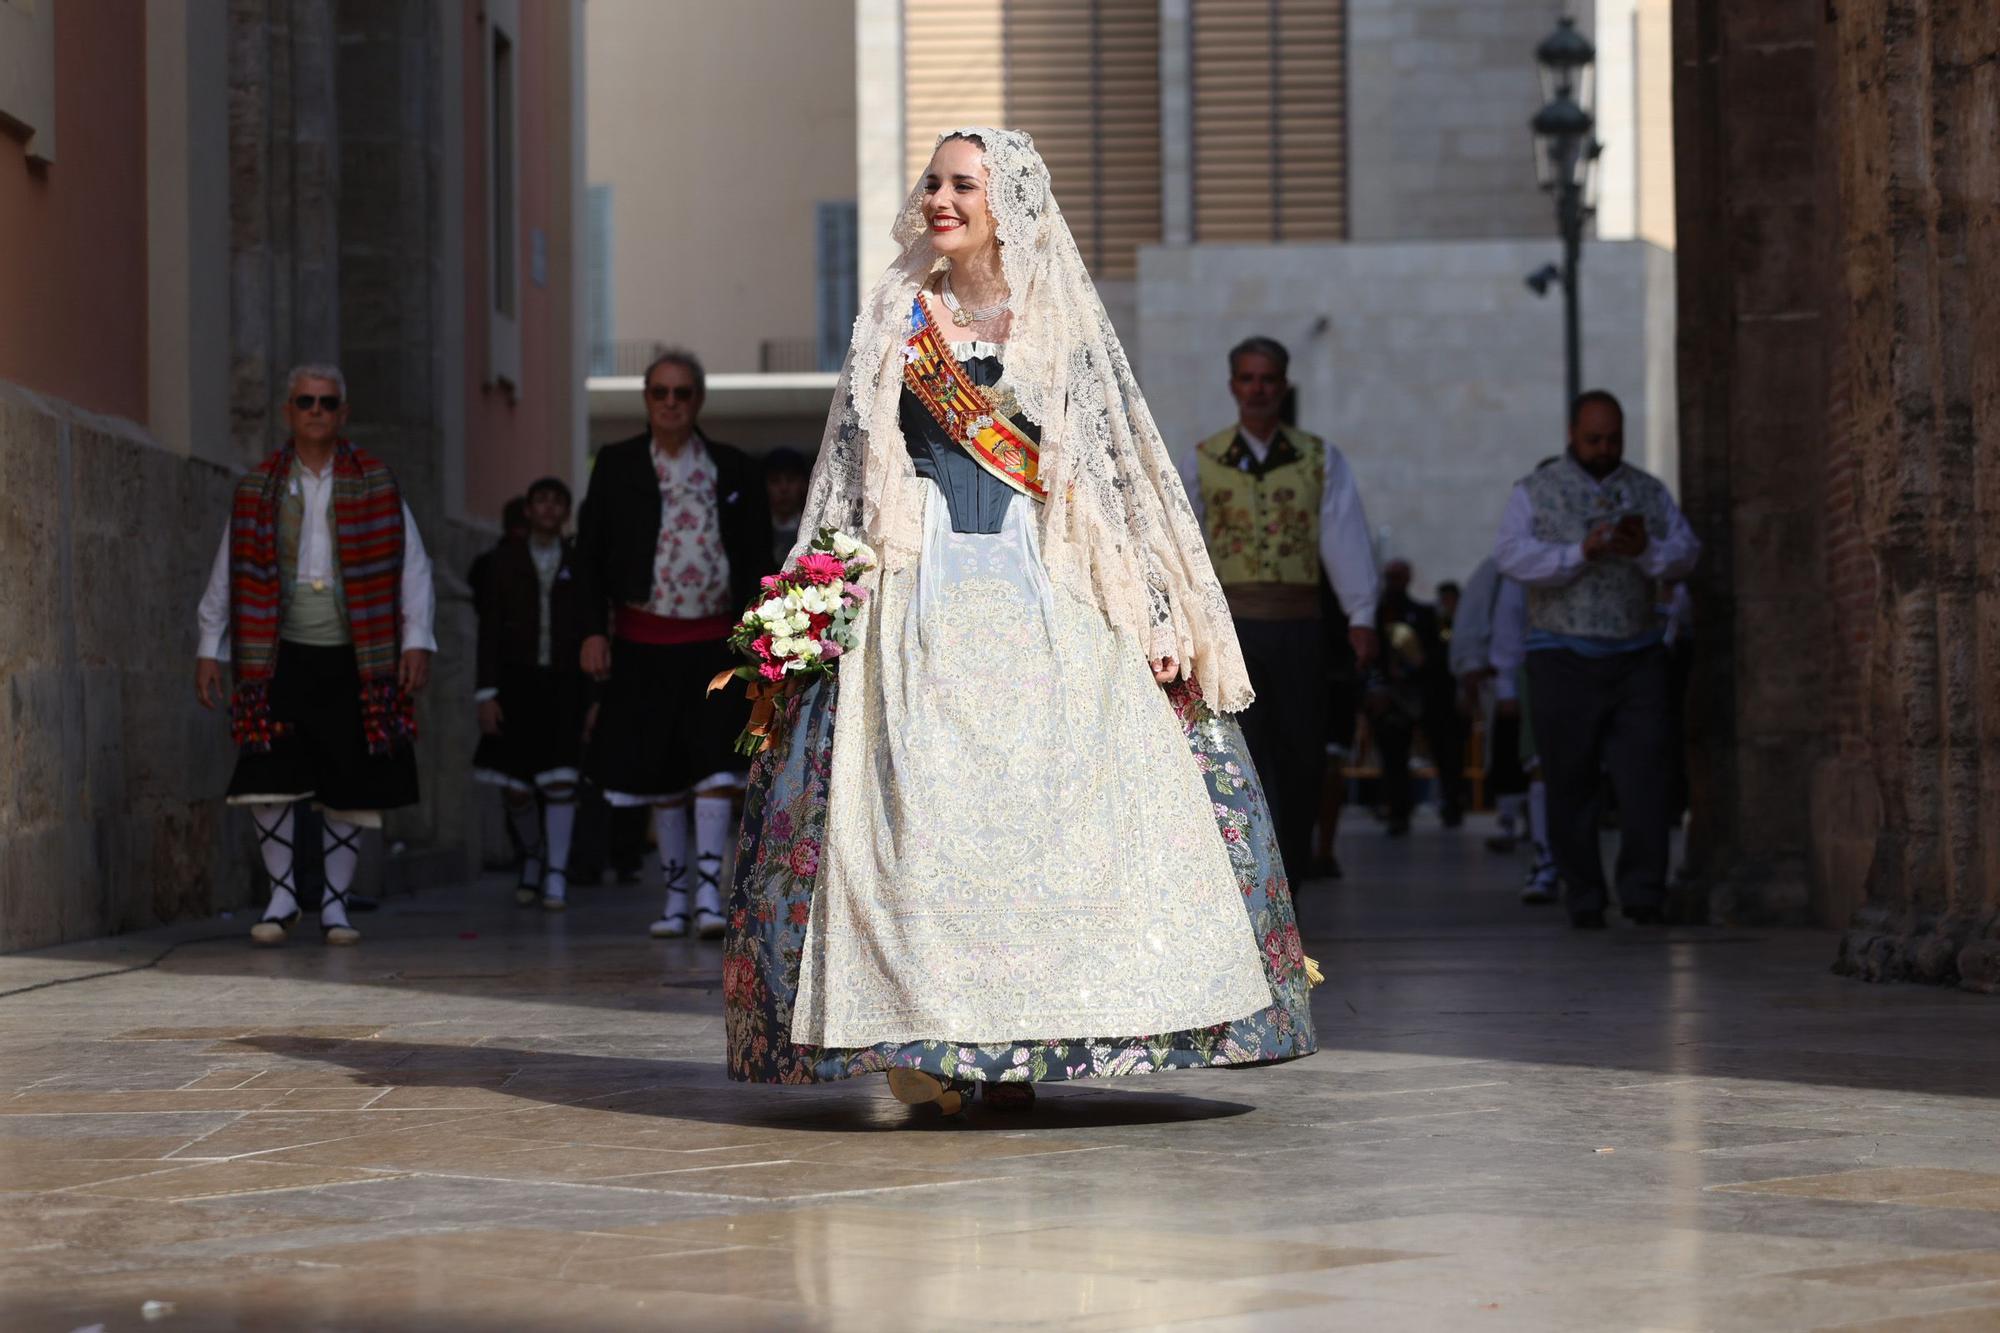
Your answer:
[755,597,786,623]
[831,532,860,558]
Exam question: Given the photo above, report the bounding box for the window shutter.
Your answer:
[815,201,860,371]
[1192,0,1346,242]
[902,0,1005,185]
[902,0,1161,281]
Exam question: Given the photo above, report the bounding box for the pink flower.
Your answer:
[750,634,773,660]
[793,553,846,585]
[820,643,843,659]
[758,661,786,682]
[761,574,783,592]
[788,838,820,879]
[845,583,871,604]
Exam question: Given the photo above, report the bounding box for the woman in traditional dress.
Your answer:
[723,129,1316,1115]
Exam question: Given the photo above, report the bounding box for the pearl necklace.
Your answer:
[941,274,1011,328]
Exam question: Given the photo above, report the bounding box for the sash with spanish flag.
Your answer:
[902,299,1047,501]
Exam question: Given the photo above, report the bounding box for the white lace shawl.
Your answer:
[792,127,1253,712]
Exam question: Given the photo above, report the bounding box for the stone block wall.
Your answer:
[1346,0,1557,242]
[0,385,245,949]
[1673,0,2000,989]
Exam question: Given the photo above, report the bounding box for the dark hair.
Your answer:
[526,475,571,506]
[1438,581,1461,598]
[1570,389,1624,426]
[1228,335,1291,378]
[501,496,530,532]
[643,347,707,399]
[764,447,810,478]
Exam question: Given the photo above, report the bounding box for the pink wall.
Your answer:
[0,0,148,421]
[461,0,570,526]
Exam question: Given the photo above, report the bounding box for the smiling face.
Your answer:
[920,137,997,262]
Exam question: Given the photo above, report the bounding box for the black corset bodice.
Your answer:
[898,350,1042,535]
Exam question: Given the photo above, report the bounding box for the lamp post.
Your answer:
[1530,15,1598,413]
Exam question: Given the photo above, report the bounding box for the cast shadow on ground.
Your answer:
[229,1035,1260,1133]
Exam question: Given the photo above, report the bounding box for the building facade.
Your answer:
[1674,0,2000,988]
[0,0,585,950]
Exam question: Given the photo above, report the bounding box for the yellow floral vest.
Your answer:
[1195,425,1325,586]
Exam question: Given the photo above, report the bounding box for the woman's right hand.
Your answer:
[580,635,613,680]
[477,698,504,736]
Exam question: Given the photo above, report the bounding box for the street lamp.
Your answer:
[1529,15,1598,413]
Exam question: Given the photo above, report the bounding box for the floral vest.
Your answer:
[1521,456,1676,640]
[1195,425,1324,587]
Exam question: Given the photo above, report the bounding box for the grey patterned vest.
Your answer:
[1521,457,1675,641]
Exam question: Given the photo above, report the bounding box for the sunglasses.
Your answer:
[292,394,343,412]
[646,384,698,403]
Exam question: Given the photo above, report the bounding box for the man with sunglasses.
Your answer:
[573,349,772,940]
[1178,335,1380,888]
[194,364,436,946]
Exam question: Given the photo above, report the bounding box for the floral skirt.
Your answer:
[723,671,1318,1084]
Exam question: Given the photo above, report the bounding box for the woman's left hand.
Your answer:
[1150,654,1179,684]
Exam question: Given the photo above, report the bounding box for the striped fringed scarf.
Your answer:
[229,439,416,755]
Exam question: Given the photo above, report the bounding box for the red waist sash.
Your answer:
[614,605,731,646]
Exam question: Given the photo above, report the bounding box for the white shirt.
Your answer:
[195,461,437,661]
[1448,556,1502,680]
[1491,471,1701,588]
[1177,426,1380,626]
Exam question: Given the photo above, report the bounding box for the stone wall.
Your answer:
[1345,0,1557,243]
[0,386,244,948]
[1673,0,2000,989]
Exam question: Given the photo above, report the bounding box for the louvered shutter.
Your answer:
[1192,0,1346,242]
[903,0,1005,186]
[1002,1,1161,280]
[902,0,1161,281]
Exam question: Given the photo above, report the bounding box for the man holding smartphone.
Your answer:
[1492,391,1700,929]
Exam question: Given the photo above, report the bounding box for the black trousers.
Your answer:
[1426,699,1467,816]
[1486,710,1527,798]
[1233,617,1327,884]
[1525,645,1674,913]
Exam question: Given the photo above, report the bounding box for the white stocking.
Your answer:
[541,789,576,901]
[506,793,543,886]
[250,803,299,921]
[321,817,362,930]
[654,803,690,920]
[693,794,733,918]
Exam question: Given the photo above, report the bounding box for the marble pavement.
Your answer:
[3,822,1998,1331]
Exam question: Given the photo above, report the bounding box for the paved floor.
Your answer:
[4,817,1999,1332]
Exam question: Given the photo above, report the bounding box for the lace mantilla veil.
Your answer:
[792,127,1253,712]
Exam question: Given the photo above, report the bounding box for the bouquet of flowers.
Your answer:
[708,528,876,756]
